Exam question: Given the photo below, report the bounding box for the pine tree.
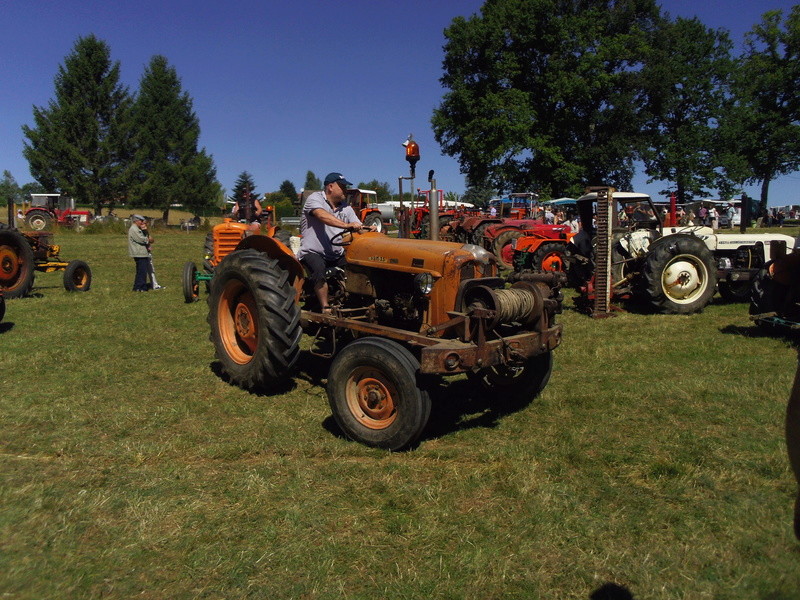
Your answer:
[0,171,21,207]
[22,35,133,214]
[129,55,220,221]
[231,172,258,206]
[278,180,298,204]
[304,171,321,191]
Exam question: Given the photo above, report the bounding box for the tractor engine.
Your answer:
[340,234,562,339]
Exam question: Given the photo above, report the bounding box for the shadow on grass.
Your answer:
[719,323,800,348]
[0,321,14,333]
[209,360,299,396]
[211,348,542,448]
[589,582,635,600]
[419,376,539,443]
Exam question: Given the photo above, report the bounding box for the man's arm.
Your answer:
[310,208,361,230]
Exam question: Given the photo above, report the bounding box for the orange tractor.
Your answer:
[497,224,577,272]
[204,225,565,450]
[182,206,286,303]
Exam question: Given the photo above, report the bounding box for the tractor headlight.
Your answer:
[414,272,435,295]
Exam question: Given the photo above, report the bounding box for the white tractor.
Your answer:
[572,190,794,313]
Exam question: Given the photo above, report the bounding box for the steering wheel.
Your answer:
[330,228,356,246]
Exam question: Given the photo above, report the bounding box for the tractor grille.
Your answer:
[214,229,245,265]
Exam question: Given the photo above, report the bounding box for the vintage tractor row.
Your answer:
[0,222,92,299]
[202,224,565,450]
[519,188,795,315]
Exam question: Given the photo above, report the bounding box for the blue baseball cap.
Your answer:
[324,172,352,187]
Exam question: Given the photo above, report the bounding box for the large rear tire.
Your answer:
[327,337,431,450]
[26,211,52,231]
[643,235,717,314]
[63,260,92,292]
[0,229,35,298]
[470,222,491,246]
[493,230,522,269]
[208,249,302,391]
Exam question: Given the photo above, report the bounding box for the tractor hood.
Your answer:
[345,233,495,276]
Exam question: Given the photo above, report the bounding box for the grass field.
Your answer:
[1,228,799,599]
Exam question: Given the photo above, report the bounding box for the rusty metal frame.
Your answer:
[300,308,562,375]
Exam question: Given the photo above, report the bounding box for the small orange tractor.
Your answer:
[182,206,286,303]
[204,225,565,450]
[0,205,92,298]
[346,189,384,232]
[297,189,385,232]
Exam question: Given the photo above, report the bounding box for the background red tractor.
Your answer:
[23,194,93,230]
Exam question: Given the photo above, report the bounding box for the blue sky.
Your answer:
[1,0,798,205]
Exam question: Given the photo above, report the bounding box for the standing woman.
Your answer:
[128,214,153,291]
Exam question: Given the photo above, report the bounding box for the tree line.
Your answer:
[3,34,409,221]
[433,0,800,210]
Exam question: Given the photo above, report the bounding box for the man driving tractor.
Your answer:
[296,172,376,312]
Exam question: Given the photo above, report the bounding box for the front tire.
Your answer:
[208,249,302,391]
[718,280,751,303]
[183,261,199,303]
[531,242,568,274]
[0,229,35,298]
[467,352,553,405]
[643,235,717,314]
[327,337,431,450]
[63,260,92,292]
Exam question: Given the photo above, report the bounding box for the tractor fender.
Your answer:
[237,234,305,299]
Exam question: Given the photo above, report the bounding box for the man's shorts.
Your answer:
[300,252,347,287]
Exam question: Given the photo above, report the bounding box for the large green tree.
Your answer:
[22,35,133,214]
[726,8,800,211]
[432,0,661,197]
[638,17,733,203]
[128,55,220,221]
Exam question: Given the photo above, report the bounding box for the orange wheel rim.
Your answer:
[345,368,397,429]
[72,269,88,288]
[541,253,564,271]
[0,246,21,282]
[218,280,259,364]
